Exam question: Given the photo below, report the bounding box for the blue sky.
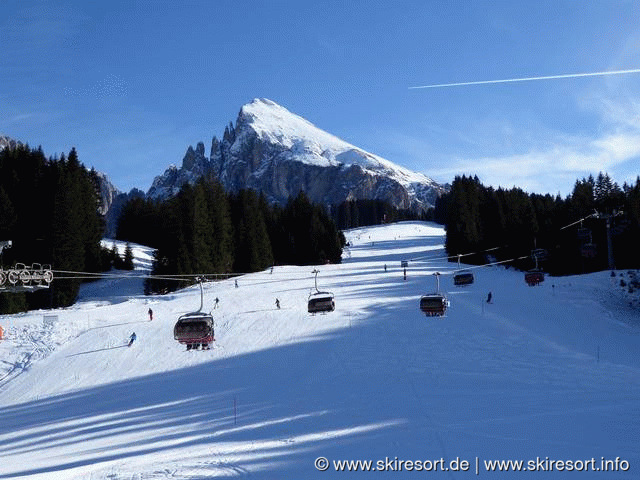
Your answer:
[2,0,640,196]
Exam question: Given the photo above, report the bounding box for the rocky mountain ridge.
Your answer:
[147,99,446,211]
[0,135,21,151]
[4,100,448,236]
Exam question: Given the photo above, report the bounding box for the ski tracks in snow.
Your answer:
[0,317,55,387]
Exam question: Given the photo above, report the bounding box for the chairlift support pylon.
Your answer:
[561,211,624,265]
[173,277,214,350]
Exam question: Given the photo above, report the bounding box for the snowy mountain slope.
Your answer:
[0,224,639,479]
[234,99,436,185]
[148,99,446,210]
[0,135,21,152]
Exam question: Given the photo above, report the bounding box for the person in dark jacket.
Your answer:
[128,332,137,347]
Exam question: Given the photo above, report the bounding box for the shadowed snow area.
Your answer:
[0,222,638,479]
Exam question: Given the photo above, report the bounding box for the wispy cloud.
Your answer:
[427,127,640,194]
[4,111,63,128]
[597,97,640,128]
[407,63,640,193]
[2,4,88,52]
[397,91,640,195]
[63,74,129,100]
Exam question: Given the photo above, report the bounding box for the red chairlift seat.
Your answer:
[420,294,449,316]
[524,271,544,286]
[173,312,214,350]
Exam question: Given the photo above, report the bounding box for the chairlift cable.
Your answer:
[410,245,504,263]
[415,254,532,277]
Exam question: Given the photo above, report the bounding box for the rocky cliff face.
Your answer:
[147,142,211,199]
[94,172,145,237]
[94,171,119,217]
[148,98,445,211]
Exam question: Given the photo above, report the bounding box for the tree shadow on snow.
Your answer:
[0,320,422,479]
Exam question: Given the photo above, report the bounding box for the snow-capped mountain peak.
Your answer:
[235,98,353,162]
[235,98,437,186]
[0,135,21,152]
[148,99,446,210]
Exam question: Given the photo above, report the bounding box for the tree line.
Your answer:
[0,144,108,313]
[434,173,640,275]
[116,177,346,294]
[331,198,431,230]
[0,143,346,311]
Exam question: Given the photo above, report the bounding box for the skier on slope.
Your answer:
[128,332,137,347]
[486,291,492,304]
[275,298,280,309]
[148,308,153,321]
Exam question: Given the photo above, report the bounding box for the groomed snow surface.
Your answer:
[0,222,639,479]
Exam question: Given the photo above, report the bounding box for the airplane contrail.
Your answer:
[409,68,640,89]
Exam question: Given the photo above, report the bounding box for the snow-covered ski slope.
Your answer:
[0,222,639,479]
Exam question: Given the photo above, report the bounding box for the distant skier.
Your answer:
[403,267,407,281]
[148,308,153,321]
[486,291,492,304]
[128,332,137,347]
[384,264,387,272]
[275,298,280,309]
[215,297,219,309]
[235,279,238,288]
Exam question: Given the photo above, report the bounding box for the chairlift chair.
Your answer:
[580,243,597,258]
[174,311,215,350]
[576,227,591,242]
[524,271,544,286]
[576,224,597,258]
[420,294,449,316]
[524,249,545,286]
[7,263,26,285]
[420,272,449,316]
[29,263,45,285]
[308,291,335,313]
[173,278,214,350]
[453,272,474,286]
[453,254,474,286]
[308,269,335,314]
